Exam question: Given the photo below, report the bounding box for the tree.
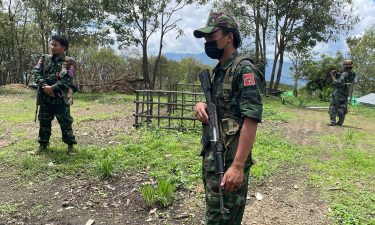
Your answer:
[216,0,359,91]
[347,24,375,95]
[287,47,312,97]
[216,0,272,75]
[302,53,344,101]
[270,0,358,91]
[104,0,161,89]
[26,0,107,54]
[151,0,187,89]
[104,0,198,89]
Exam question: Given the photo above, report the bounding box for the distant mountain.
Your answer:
[164,52,216,65]
[164,52,305,87]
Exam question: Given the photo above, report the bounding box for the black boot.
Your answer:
[29,144,48,155]
[67,144,76,156]
[337,115,346,126]
[328,115,337,126]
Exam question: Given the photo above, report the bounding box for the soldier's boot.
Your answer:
[29,144,48,155]
[67,144,76,156]
[337,115,346,126]
[328,115,337,126]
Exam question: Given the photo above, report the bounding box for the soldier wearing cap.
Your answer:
[194,12,265,225]
[329,60,356,126]
[31,35,77,155]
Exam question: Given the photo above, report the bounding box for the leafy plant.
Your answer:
[95,151,119,179]
[140,184,156,207]
[140,178,175,208]
[156,179,175,207]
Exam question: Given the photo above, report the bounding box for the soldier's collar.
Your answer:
[219,51,238,71]
[52,54,65,61]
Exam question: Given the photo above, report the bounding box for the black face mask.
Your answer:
[204,35,228,59]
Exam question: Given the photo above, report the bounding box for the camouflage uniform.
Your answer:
[194,12,265,225]
[329,61,356,126]
[34,54,77,146]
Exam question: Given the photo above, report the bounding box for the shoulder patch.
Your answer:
[243,73,255,86]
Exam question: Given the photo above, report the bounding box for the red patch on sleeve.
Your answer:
[243,73,255,86]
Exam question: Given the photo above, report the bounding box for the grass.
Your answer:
[1,85,375,224]
[0,203,18,214]
[305,129,375,224]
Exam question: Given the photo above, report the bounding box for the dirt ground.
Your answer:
[2,89,365,225]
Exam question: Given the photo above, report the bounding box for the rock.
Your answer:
[174,213,190,219]
[85,219,95,225]
[293,184,299,190]
[149,208,157,214]
[106,184,116,191]
[62,200,74,208]
[255,192,263,201]
[146,218,152,222]
[126,198,130,206]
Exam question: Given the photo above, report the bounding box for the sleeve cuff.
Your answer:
[240,106,263,122]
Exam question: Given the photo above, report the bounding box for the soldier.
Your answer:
[328,60,356,126]
[194,12,265,225]
[31,35,77,155]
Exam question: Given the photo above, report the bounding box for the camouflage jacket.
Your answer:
[34,54,76,103]
[332,71,356,103]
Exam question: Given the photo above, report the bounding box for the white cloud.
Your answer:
[312,0,375,57]
[147,2,212,55]
[141,0,375,58]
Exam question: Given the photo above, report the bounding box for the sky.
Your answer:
[145,0,375,60]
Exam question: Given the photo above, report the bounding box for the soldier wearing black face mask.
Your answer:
[194,12,265,225]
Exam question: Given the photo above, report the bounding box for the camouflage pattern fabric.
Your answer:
[34,54,77,145]
[194,12,239,38]
[38,101,76,145]
[201,51,264,225]
[328,71,355,125]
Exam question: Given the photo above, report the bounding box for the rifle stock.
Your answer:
[199,69,229,215]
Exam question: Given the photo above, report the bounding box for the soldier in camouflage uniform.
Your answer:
[194,12,265,225]
[31,35,77,155]
[328,60,356,126]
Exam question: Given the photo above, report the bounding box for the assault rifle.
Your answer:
[29,82,44,122]
[199,69,229,214]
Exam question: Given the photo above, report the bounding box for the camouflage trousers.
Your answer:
[202,150,251,225]
[38,101,76,145]
[329,98,348,125]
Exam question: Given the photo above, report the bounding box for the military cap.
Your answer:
[343,60,353,68]
[194,12,238,38]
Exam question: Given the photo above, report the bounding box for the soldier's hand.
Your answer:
[43,85,55,97]
[221,165,244,192]
[195,102,208,124]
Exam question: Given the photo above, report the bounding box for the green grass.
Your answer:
[74,92,134,105]
[0,203,18,214]
[251,131,301,180]
[305,133,375,224]
[1,86,374,224]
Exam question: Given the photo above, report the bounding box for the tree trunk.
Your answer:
[274,45,285,90]
[142,28,150,88]
[269,45,279,90]
[253,1,260,64]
